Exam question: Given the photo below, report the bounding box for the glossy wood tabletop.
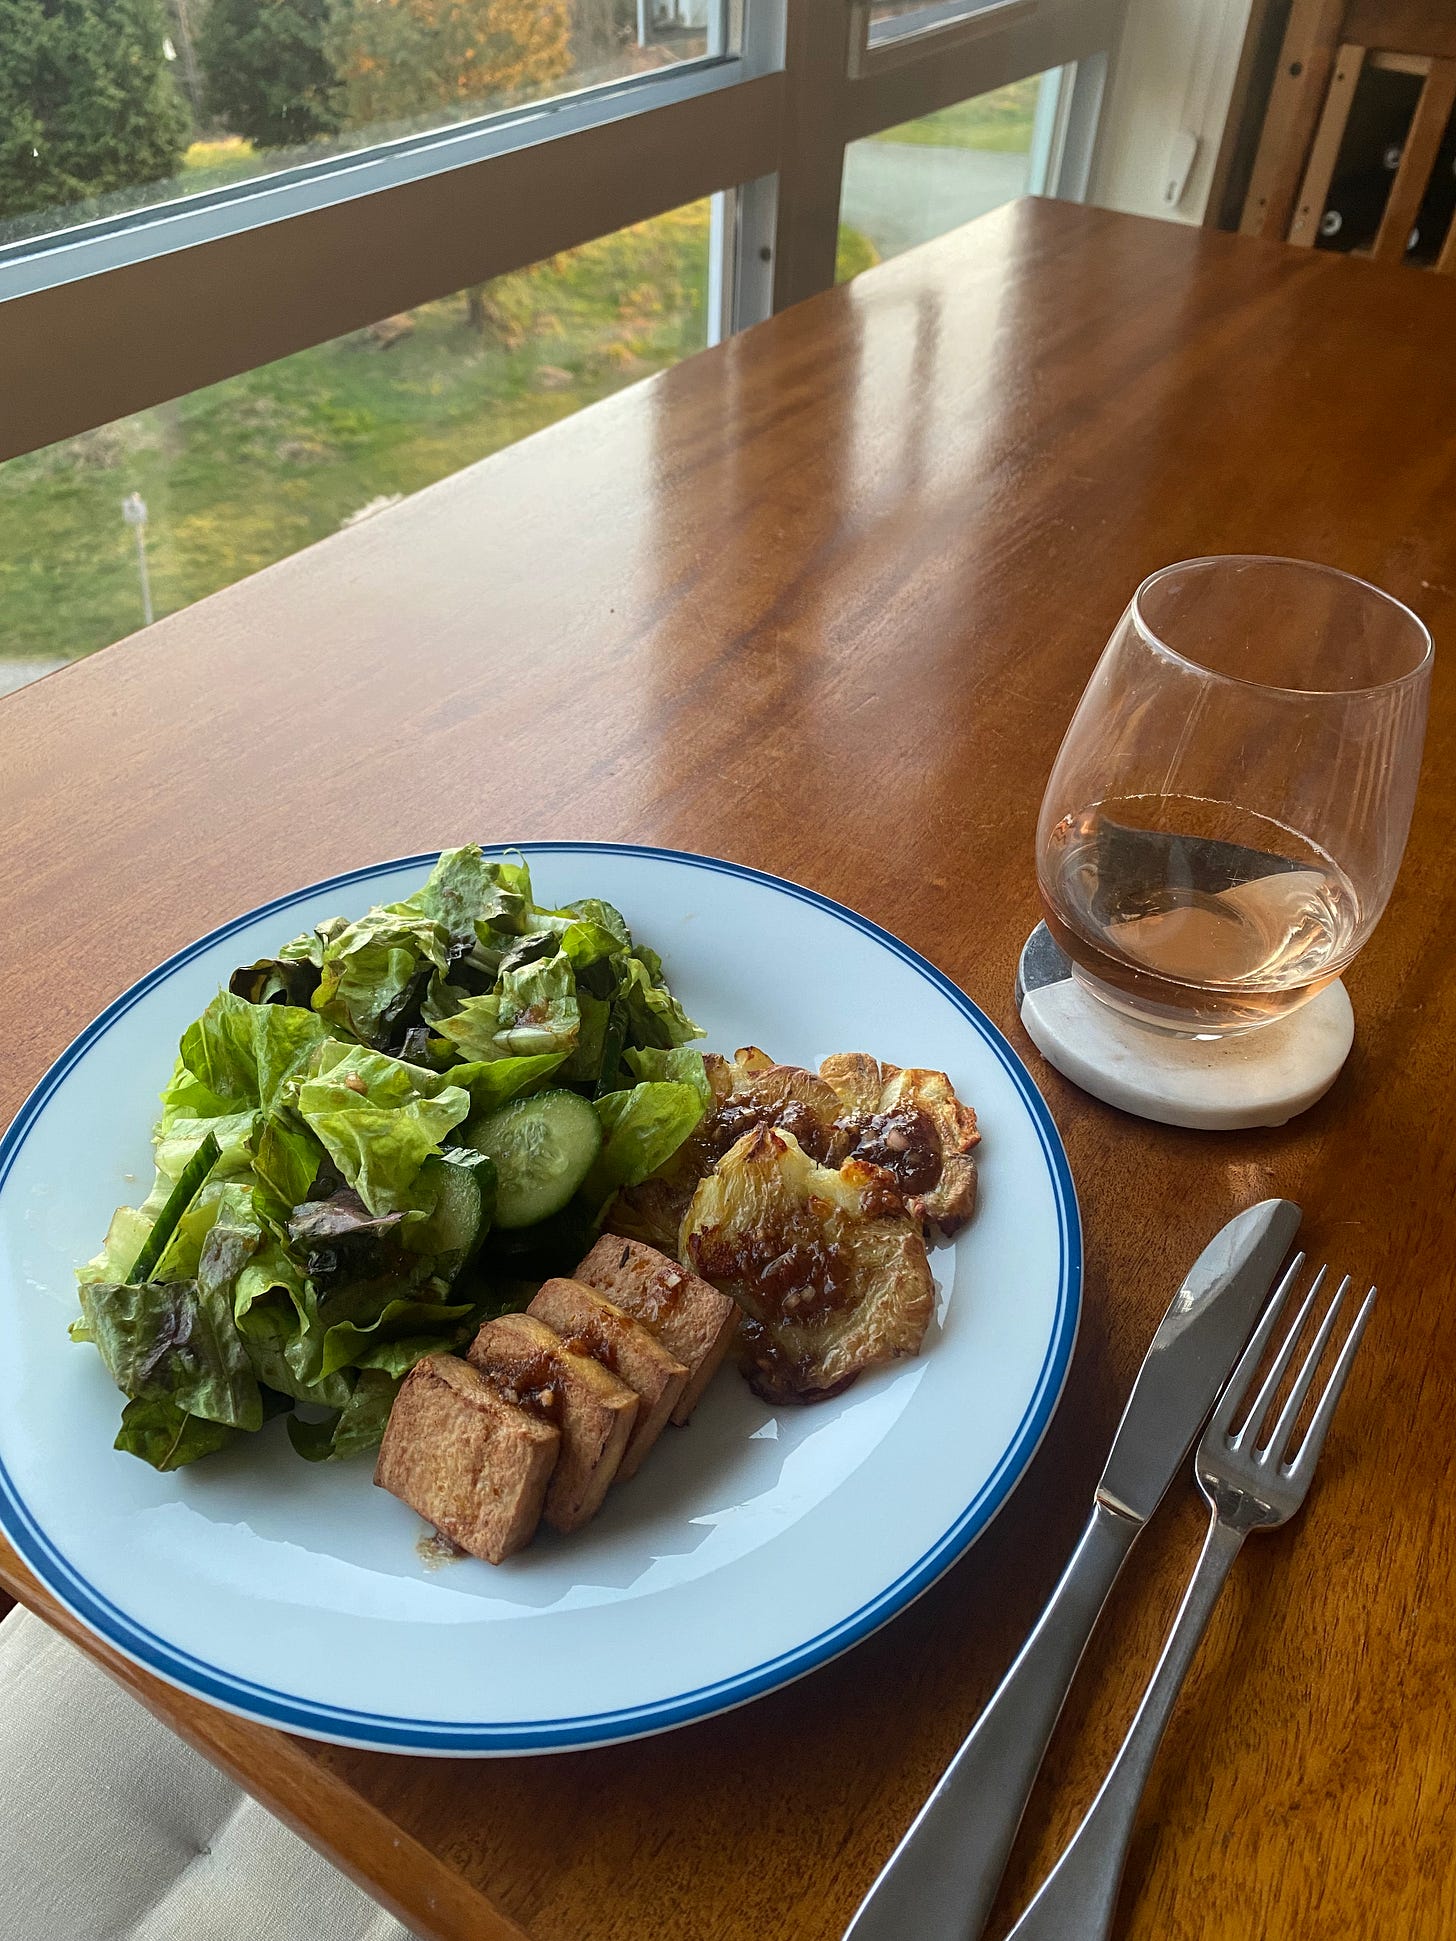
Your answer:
[3,198,1455,1941]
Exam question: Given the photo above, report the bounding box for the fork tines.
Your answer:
[1215,1253,1377,1480]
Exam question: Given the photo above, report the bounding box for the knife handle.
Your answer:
[842,1498,1140,1941]
[1002,1512,1245,1941]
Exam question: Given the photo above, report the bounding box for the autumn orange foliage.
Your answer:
[328,0,573,128]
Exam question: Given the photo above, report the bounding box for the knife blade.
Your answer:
[1096,1199,1302,1522]
[842,1197,1301,1941]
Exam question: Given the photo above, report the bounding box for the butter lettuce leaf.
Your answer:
[115,1396,238,1470]
[250,1114,326,1230]
[287,1368,402,1462]
[310,909,452,1049]
[431,954,580,1064]
[580,1080,706,1217]
[160,992,328,1129]
[297,1043,470,1216]
[234,1246,353,1409]
[618,954,704,1049]
[623,1046,713,1107]
[443,1052,567,1117]
[80,847,707,1471]
[389,846,531,944]
[316,1295,472,1380]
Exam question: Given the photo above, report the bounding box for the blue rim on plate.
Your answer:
[0,844,1081,1752]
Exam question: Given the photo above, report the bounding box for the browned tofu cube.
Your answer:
[468,1313,639,1533]
[374,1355,559,1565]
[528,1277,688,1481]
[573,1235,738,1424]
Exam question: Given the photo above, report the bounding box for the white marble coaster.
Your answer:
[1015,924,1353,1130]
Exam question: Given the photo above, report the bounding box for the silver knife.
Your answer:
[842,1197,1301,1941]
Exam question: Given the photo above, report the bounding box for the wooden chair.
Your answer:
[1239,0,1456,269]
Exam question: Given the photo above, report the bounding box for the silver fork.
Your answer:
[1004,1255,1376,1941]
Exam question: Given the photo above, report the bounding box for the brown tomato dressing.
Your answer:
[846,1105,939,1196]
[560,1320,620,1375]
[706,1097,837,1164]
[689,1207,852,1330]
[483,1350,563,1423]
[738,1318,857,1406]
[607,1241,691,1323]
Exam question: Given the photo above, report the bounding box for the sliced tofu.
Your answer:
[374,1354,558,1565]
[574,1235,738,1424]
[468,1312,638,1533]
[528,1277,688,1480]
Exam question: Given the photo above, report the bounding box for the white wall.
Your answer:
[1090,0,1256,224]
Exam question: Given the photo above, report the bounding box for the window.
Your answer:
[0,0,1124,690]
[839,73,1051,276]
[0,0,723,252]
[865,0,1011,38]
[0,202,710,667]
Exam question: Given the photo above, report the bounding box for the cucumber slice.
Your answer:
[127,1131,221,1284]
[459,1089,603,1230]
[407,1151,496,1262]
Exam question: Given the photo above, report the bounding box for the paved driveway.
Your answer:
[841,143,1031,260]
[0,659,67,697]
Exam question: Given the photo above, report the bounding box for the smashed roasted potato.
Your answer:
[820,1056,980,1242]
[681,1126,934,1404]
[611,1046,979,1252]
[609,1046,844,1251]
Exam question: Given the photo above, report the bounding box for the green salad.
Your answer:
[74,847,710,1471]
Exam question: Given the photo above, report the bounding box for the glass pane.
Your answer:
[0,200,710,690]
[867,0,1014,41]
[869,0,971,26]
[837,74,1047,282]
[0,0,719,251]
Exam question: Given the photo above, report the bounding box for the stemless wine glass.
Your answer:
[1036,556,1432,1037]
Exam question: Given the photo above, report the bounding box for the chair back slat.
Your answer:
[1240,0,1347,239]
[1372,56,1456,260]
[1288,44,1367,247]
[1345,0,1456,59]
[1239,0,1456,270]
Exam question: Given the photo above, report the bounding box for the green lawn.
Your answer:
[0,192,880,664]
[872,76,1041,153]
[177,137,274,194]
[0,205,713,661]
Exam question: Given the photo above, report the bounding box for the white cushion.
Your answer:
[0,1604,416,1940]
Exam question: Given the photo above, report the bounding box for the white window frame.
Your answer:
[0,0,1127,463]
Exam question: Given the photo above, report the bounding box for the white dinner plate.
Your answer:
[0,844,1079,1754]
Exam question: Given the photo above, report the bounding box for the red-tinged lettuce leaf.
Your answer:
[228,956,322,1008]
[286,1186,404,1250]
[285,1184,406,1288]
[229,917,348,1007]
[79,1260,262,1434]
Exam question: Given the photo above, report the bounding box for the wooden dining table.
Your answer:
[2,195,1454,1940]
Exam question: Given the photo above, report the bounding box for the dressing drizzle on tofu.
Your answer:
[481,1349,562,1422]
